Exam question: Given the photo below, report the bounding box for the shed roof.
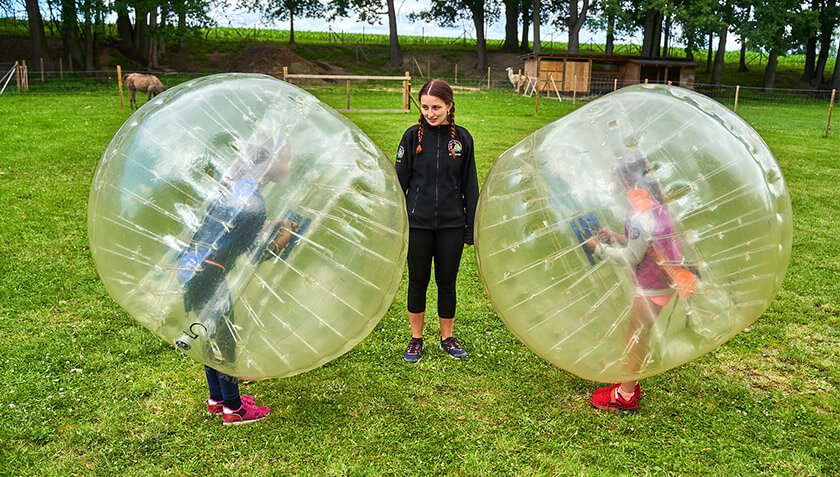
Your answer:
[520,52,700,67]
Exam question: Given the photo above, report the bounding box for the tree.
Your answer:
[800,0,821,82]
[501,0,520,52]
[562,0,591,54]
[744,0,819,90]
[331,0,402,67]
[811,0,838,86]
[25,0,55,68]
[531,0,540,53]
[710,0,733,86]
[588,0,635,55]
[520,0,531,51]
[414,0,499,71]
[243,0,323,45]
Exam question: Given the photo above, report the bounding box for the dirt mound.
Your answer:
[163,43,352,78]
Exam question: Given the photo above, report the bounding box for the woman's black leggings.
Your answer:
[407,227,465,318]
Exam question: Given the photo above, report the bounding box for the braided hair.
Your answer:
[416,79,457,159]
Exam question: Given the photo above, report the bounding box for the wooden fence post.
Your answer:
[734,85,740,113]
[283,66,288,82]
[117,65,124,112]
[614,78,617,91]
[15,61,20,91]
[826,89,836,137]
[404,71,410,112]
[40,57,44,82]
[454,64,458,84]
[535,79,539,116]
[487,67,491,89]
[22,60,28,91]
[346,80,351,109]
[59,58,63,80]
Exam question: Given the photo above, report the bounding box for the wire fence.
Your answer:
[2,63,836,136]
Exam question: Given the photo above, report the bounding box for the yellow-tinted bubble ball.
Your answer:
[475,84,791,382]
[89,74,408,379]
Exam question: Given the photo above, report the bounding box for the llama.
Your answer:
[505,67,526,93]
[123,73,166,109]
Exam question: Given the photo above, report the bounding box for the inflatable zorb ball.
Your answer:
[475,84,791,383]
[89,74,408,379]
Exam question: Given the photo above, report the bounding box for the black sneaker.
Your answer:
[440,337,468,359]
[403,338,423,363]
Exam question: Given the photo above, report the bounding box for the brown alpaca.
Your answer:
[123,73,166,109]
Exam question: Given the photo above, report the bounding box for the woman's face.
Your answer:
[420,94,451,126]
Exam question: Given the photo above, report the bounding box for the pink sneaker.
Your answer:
[206,395,255,415]
[222,399,270,425]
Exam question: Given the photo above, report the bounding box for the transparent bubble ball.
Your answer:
[89,73,408,379]
[475,84,792,382]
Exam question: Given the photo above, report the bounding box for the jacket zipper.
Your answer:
[434,128,440,228]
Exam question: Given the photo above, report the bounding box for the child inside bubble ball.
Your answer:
[394,79,480,363]
[180,131,299,425]
[585,150,696,413]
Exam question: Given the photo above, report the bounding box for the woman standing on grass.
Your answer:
[394,79,480,363]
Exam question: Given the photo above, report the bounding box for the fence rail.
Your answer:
[2,64,835,136]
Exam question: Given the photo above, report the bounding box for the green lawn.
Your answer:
[0,86,838,475]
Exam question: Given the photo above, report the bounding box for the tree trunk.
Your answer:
[711,24,727,85]
[520,3,530,51]
[605,11,615,55]
[802,36,817,82]
[148,6,159,69]
[134,7,147,58]
[386,0,402,68]
[60,0,83,70]
[565,0,590,55]
[801,0,820,82]
[471,1,487,71]
[662,15,671,56]
[641,9,662,57]
[532,0,541,54]
[763,50,778,91]
[502,0,519,52]
[83,6,93,71]
[116,4,133,51]
[289,10,295,45]
[706,32,713,71]
[177,0,187,51]
[831,38,840,90]
[738,40,749,72]
[25,0,54,68]
[812,0,837,87]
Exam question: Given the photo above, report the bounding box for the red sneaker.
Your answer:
[589,386,638,414]
[207,395,255,415]
[592,383,641,401]
[222,399,270,425]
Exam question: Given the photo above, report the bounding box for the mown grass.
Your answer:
[0,86,838,475]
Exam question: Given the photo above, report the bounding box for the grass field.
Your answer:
[0,85,838,475]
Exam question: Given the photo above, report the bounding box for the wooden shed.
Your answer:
[521,53,699,94]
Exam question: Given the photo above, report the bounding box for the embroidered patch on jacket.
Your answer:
[448,140,462,155]
[629,227,641,240]
[397,145,404,159]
